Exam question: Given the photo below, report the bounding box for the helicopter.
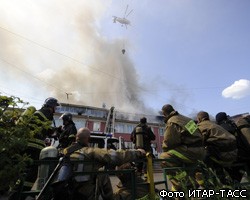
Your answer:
[113,5,133,29]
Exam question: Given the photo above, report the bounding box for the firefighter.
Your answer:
[160,104,206,191]
[24,97,60,191]
[215,112,245,182]
[8,97,60,199]
[57,112,77,148]
[130,117,155,177]
[35,97,59,124]
[197,111,238,184]
[31,97,60,140]
[52,127,146,200]
[216,112,250,162]
[215,112,238,135]
[235,114,250,160]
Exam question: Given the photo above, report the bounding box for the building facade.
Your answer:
[54,103,165,153]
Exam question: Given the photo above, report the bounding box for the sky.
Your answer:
[0,0,250,118]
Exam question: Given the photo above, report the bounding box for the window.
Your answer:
[57,106,86,115]
[74,118,86,130]
[159,127,165,136]
[115,123,124,133]
[85,108,106,118]
[126,124,134,133]
[93,121,101,131]
[115,123,135,133]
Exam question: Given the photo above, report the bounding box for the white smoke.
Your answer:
[0,0,149,113]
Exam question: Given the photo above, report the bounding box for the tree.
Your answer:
[0,95,49,192]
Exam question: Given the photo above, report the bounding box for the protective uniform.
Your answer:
[58,113,77,148]
[215,112,248,182]
[160,105,206,191]
[161,111,205,162]
[130,117,155,175]
[216,112,238,135]
[160,107,206,191]
[236,115,250,158]
[24,98,59,191]
[197,112,238,185]
[197,116,237,165]
[216,112,250,160]
[130,118,155,153]
[55,143,145,200]
[32,97,60,140]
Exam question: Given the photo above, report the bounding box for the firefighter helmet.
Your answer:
[60,112,73,121]
[140,117,147,124]
[44,97,60,108]
[197,111,210,123]
[161,104,174,117]
[215,112,227,124]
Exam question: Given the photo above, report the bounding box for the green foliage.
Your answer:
[176,161,250,200]
[0,95,49,191]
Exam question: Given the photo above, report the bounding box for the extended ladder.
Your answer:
[104,106,115,135]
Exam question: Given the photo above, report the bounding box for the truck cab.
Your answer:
[89,132,125,150]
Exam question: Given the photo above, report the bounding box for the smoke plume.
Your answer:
[0,0,148,114]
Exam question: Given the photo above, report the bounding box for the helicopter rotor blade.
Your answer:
[124,4,129,18]
[126,9,133,18]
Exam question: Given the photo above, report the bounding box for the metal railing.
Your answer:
[18,155,250,200]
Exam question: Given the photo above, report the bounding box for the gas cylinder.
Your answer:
[135,127,144,148]
[32,146,58,190]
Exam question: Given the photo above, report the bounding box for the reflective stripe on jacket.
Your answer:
[162,111,205,162]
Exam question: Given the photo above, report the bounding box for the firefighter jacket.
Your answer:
[24,107,53,190]
[64,145,145,171]
[236,116,250,158]
[131,123,155,152]
[162,111,206,163]
[217,119,238,136]
[27,107,55,150]
[63,144,145,200]
[198,119,237,164]
[23,107,54,189]
[58,121,77,148]
[218,119,249,160]
[33,107,55,139]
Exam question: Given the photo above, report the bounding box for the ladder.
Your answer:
[104,106,115,135]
